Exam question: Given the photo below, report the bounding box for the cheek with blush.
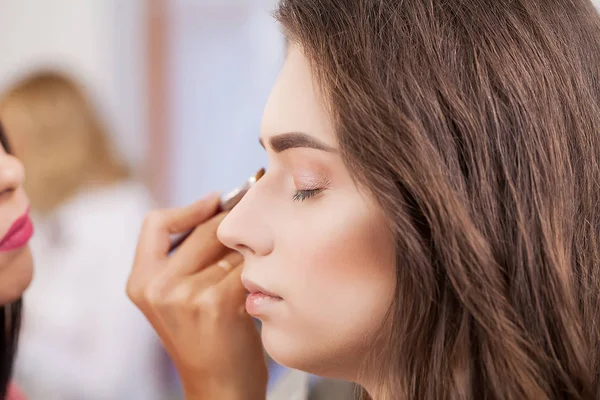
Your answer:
[260,196,395,377]
[276,193,396,343]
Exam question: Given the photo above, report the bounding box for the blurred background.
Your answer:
[0,0,282,399]
[0,0,598,399]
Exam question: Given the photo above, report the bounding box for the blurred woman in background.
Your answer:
[0,121,33,400]
[0,72,167,400]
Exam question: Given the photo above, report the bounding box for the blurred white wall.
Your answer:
[0,0,148,172]
[168,1,283,206]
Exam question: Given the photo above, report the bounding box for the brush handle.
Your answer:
[167,168,264,254]
[167,182,252,253]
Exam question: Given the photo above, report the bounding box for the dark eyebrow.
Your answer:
[259,132,337,153]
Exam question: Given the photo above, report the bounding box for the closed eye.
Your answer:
[293,188,323,202]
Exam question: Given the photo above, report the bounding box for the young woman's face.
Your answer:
[0,140,33,305]
[218,46,396,380]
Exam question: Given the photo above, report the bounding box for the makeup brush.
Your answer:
[168,168,265,253]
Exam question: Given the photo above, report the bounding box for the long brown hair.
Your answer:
[0,72,129,213]
[276,1,600,399]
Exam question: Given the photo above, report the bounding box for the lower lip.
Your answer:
[0,216,34,252]
[246,292,282,316]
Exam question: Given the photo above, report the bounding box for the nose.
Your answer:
[217,180,274,258]
[0,152,25,196]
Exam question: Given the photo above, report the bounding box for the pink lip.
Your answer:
[242,277,282,316]
[242,278,280,298]
[0,207,34,252]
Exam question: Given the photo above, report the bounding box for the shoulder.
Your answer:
[308,378,356,400]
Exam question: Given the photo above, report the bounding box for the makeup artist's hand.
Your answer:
[126,194,268,400]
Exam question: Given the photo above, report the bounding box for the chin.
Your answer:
[0,247,34,305]
[261,321,353,380]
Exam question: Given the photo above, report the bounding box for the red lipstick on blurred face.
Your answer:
[0,207,33,252]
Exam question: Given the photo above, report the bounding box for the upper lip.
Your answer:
[241,277,281,298]
[0,207,30,245]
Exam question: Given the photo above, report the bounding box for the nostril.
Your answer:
[236,243,255,255]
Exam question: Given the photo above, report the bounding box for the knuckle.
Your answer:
[142,210,165,230]
[126,276,150,305]
[143,279,169,305]
[194,287,226,312]
[144,280,197,316]
[125,279,140,302]
[165,285,190,309]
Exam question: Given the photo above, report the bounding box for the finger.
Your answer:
[181,251,244,288]
[214,251,244,273]
[163,253,244,313]
[134,193,221,265]
[168,212,229,276]
[133,253,242,334]
[217,262,248,308]
[161,194,221,234]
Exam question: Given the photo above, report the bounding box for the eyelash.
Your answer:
[293,188,323,202]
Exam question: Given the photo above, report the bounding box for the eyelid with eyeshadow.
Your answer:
[292,175,331,202]
[293,173,331,190]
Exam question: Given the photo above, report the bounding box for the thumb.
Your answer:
[133,193,221,274]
